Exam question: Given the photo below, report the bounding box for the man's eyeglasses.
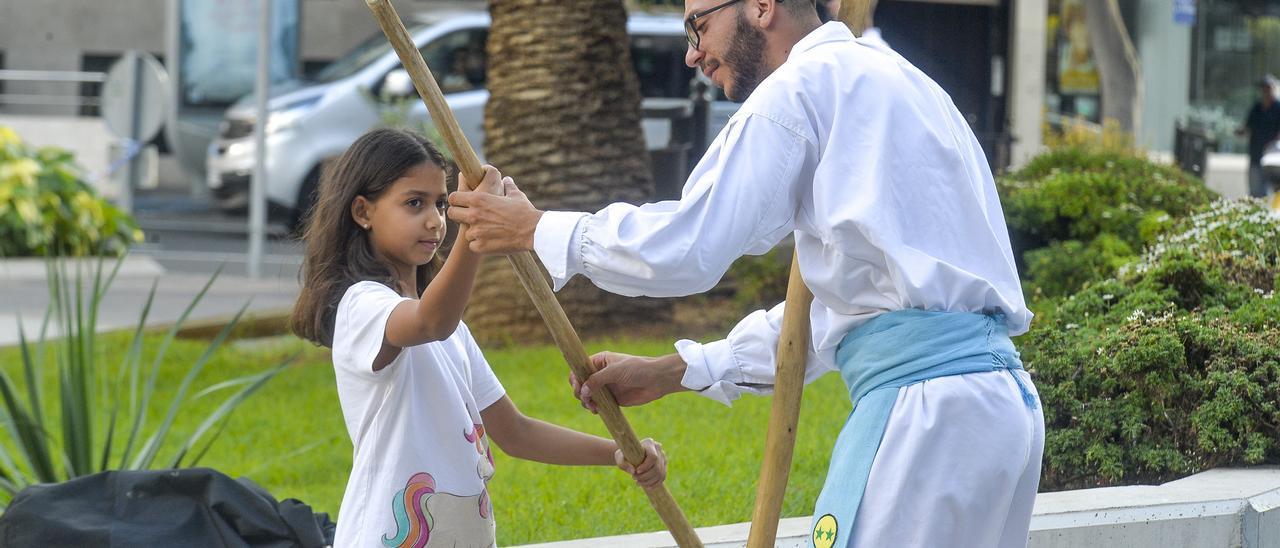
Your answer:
[684,0,745,50]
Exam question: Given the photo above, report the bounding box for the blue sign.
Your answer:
[1174,0,1196,26]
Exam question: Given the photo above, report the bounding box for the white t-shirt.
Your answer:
[331,281,506,548]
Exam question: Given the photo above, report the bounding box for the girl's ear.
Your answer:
[351,195,374,230]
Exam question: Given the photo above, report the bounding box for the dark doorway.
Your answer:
[877,1,1011,170]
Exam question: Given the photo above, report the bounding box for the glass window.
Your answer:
[80,53,119,117]
[1188,1,1280,153]
[1045,0,1102,124]
[420,29,489,94]
[178,0,299,108]
[631,33,696,99]
[314,25,427,84]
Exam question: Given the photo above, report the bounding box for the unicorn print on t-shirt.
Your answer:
[381,421,497,548]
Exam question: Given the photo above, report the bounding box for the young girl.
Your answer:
[291,128,666,548]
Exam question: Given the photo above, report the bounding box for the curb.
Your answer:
[159,307,295,341]
[0,308,297,351]
[0,256,166,282]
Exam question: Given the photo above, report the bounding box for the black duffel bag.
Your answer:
[0,468,334,547]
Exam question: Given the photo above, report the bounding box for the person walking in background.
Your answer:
[1239,75,1280,198]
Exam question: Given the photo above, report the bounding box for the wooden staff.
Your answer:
[362,1,702,546]
[746,1,874,544]
[744,251,813,548]
[840,0,875,37]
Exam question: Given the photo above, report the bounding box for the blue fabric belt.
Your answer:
[808,309,1036,548]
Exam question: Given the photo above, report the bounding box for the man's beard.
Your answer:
[723,14,767,103]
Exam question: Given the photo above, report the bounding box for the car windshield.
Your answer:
[313,24,429,83]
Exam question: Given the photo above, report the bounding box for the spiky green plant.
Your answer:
[0,257,289,508]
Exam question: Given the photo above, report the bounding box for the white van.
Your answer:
[205,10,736,227]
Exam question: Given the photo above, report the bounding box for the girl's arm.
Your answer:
[480,395,666,487]
[382,167,505,350]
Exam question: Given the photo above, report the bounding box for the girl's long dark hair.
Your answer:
[291,128,449,348]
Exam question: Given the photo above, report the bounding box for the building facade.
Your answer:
[0,0,482,116]
[0,0,1023,174]
[9,0,1269,177]
[1039,0,1280,156]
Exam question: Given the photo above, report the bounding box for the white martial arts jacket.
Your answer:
[533,22,1031,405]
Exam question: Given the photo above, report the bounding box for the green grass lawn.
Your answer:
[1,331,852,545]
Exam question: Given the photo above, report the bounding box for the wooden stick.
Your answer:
[744,250,813,548]
[363,2,702,546]
[840,0,874,37]
[747,6,872,544]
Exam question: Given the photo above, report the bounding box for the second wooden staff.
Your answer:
[744,251,813,548]
[746,4,872,546]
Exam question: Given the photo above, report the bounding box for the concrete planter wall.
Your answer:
[514,468,1280,548]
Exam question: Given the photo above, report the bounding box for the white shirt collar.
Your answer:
[786,22,856,63]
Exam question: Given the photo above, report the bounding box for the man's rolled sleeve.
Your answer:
[675,338,760,406]
[533,211,590,290]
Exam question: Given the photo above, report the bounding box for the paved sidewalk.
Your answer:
[0,256,299,348]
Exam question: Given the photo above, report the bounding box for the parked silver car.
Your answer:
[206,10,736,228]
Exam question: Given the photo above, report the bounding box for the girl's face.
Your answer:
[356,162,449,287]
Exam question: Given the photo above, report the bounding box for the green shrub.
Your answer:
[1042,117,1137,155]
[1023,234,1135,298]
[727,246,791,311]
[998,146,1216,299]
[1023,199,1280,490]
[0,126,140,257]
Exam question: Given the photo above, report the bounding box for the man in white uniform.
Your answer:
[449,1,1044,546]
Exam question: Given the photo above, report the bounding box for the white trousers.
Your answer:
[849,370,1045,548]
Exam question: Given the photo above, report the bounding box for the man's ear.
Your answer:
[351,195,374,229]
[749,0,778,28]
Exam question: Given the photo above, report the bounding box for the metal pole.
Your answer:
[121,52,141,215]
[162,0,188,195]
[248,0,271,279]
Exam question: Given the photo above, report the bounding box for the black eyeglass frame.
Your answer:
[684,0,746,50]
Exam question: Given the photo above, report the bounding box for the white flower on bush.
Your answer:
[1136,199,1280,269]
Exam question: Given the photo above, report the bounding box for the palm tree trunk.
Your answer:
[1084,0,1142,134]
[468,0,671,344]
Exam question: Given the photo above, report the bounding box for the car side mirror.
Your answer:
[380,69,415,100]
